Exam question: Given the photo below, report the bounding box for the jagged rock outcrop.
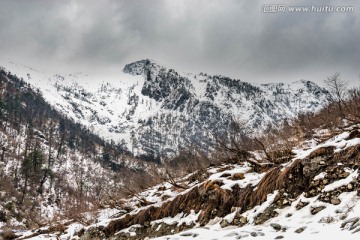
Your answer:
[123,59,331,159]
[3,60,331,160]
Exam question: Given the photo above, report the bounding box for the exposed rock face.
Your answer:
[4,60,331,161]
[122,59,330,159]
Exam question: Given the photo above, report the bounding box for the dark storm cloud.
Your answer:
[0,0,359,84]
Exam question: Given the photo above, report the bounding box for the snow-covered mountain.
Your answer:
[2,60,330,160]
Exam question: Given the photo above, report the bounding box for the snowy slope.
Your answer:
[1,60,331,159]
[14,124,360,240]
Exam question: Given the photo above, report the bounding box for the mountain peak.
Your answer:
[123,59,163,76]
[2,60,331,159]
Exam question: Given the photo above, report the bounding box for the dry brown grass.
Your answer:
[269,149,295,164]
[102,89,360,237]
[105,180,237,235]
[230,173,245,180]
[324,144,360,167]
[104,160,308,236]
[102,142,360,237]
[105,185,200,235]
[346,129,360,140]
[235,159,307,211]
[349,144,360,157]
[236,185,255,211]
[308,146,335,159]
[247,167,282,206]
[0,229,16,240]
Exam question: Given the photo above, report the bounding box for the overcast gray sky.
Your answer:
[0,0,359,85]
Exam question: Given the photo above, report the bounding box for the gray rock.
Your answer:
[331,197,341,205]
[311,206,326,215]
[220,219,230,228]
[296,201,309,210]
[236,234,249,239]
[270,223,282,231]
[250,232,258,237]
[224,232,239,237]
[240,217,248,224]
[180,232,194,237]
[295,227,306,233]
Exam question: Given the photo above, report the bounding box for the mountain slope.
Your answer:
[2,60,331,160]
[0,68,157,230]
[15,124,360,240]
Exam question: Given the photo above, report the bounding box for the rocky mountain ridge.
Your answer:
[2,60,331,160]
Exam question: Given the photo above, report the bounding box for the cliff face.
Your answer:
[123,59,330,159]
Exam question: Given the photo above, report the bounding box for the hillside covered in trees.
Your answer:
[0,68,163,231]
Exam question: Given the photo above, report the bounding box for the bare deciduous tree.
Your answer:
[324,73,348,120]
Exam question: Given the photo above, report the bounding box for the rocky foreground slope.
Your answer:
[13,124,360,240]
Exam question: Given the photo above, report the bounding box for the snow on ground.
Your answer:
[314,172,327,181]
[152,191,360,240]
[150,128,360,240]
[292,127,360,161]
[243,191,279,224]
[323,169,358,192]
[14,125,360,240]
[208,163,265,191]
[1,61,156,150]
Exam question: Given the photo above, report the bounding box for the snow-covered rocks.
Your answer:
[1,60,331,160]
[11,124,360,240]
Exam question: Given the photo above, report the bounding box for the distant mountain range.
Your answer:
[2,60,331,160]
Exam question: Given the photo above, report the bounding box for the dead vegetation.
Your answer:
[308,146,336,159]
[0,229,16,240]
[103,157,312,237]
[337,145,360,166]
[108,131,360,237]
[98,79,360,233]
[346,129,360,140]
[94,78,360,238]
[98,137,360,239]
